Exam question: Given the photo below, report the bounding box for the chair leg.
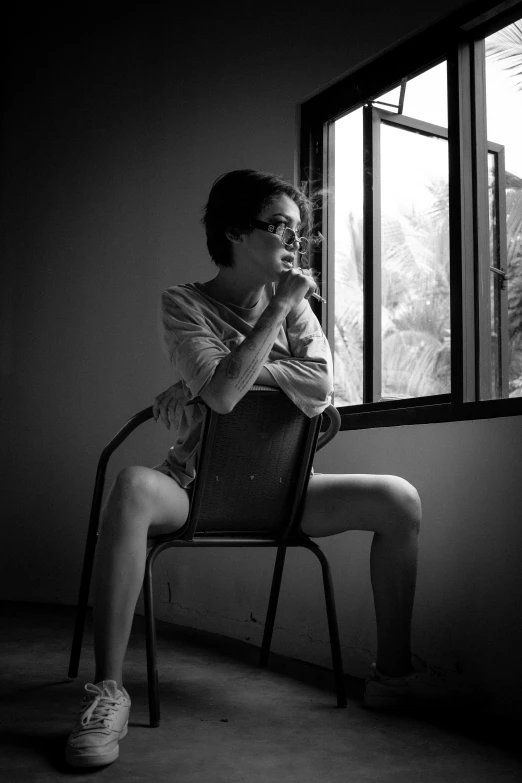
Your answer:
[304,541,347,708]
[144,547,160,727]
[68,522,100,678]
[260,546,286,667]
[68,460,110,679]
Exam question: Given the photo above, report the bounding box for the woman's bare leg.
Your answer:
[91,466,190,689]
[300,474,421,678]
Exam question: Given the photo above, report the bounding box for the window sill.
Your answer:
[337,395,522,430]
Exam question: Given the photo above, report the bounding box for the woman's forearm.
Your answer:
[200,299,288,413]
[255,365,281,387]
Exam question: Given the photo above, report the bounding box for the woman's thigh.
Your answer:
[107,466,191,538]
[300,473,421,538]
[147,470,191,536]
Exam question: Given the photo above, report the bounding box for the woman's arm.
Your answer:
[261,299,334,417]
[199,271,315,413]
[199,299,287,413]
[255,365,281,387]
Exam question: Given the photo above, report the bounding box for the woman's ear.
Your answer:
[225,227,242,244]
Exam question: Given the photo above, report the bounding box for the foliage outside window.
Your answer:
[485,21,522,398]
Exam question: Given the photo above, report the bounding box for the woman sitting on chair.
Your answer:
[66,168,472,768]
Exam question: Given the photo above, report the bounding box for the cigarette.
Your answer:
[298,268,326,303]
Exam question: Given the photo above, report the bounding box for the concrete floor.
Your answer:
[1,603,521,783]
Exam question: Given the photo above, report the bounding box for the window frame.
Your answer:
[485,141,510,398]
[300,0,522,430]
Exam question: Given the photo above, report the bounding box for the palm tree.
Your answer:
[380,180,451,398]
[334,213,364,405]
[334,188,451,404]
[486,20,522,88]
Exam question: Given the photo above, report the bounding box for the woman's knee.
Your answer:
[109,466,160,513]
[379,475,421,536]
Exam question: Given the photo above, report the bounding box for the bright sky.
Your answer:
[485,54,522,176]
[334,47,522,237]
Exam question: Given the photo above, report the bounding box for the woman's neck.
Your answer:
[203,268,266,309]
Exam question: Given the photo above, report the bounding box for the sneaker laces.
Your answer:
[421,661,446,679]
[79,684,120,730]
[413,656,455,681]
[373,657,454,683]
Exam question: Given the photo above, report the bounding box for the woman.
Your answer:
[66,169,471,768]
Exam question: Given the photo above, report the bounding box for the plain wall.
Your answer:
[2,0,521,718]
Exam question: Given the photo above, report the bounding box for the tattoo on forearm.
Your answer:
[256,317,273,331]
[233,343,272,392]
[226,354,242,379]
[223,303,284,393]
[256,304,276,333]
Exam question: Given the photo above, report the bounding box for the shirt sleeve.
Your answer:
[160,288,230,400]
[264,299,334,418]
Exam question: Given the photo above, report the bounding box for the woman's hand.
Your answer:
[275,267,317,311]
[153,382,187,430]
[299,267,323,301]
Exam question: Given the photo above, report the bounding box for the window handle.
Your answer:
[490,266,507,289]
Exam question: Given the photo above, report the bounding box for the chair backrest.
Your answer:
[183,388,322,540]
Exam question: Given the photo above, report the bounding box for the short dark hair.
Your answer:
[201,169,313,267]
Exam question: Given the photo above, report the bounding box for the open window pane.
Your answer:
[377,62,447,127]
[332,61,449,407]
[380,124,450,399]
[485,19,522,398]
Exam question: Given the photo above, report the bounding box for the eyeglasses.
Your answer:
[251,219,309,254]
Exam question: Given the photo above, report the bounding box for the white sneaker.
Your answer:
[364,654,480,710]
[65,680,131,767]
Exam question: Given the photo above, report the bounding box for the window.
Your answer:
[300,0,522,428]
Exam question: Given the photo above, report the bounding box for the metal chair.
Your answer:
[68,387,347,726]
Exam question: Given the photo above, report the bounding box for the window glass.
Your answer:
[380,124,450,399]
[485,19,522,398]
[333,61,449,406]
[377,62,447,127]
[333,108,364,406]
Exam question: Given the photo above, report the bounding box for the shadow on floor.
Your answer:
[1,601,521,783]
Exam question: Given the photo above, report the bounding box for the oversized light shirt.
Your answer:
[155,282,333,488]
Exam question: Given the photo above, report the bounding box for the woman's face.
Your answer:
[237,193,301,283]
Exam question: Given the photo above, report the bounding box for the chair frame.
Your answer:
[68,391,347,726]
